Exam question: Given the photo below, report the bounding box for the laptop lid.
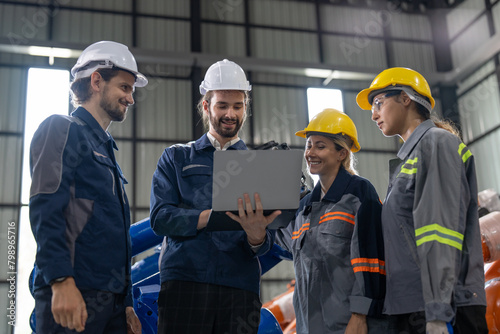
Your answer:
[211,149,304,212]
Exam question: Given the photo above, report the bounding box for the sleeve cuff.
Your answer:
[425,302,455,322]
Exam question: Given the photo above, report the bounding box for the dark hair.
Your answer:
[196,90,251,131]
[70,67,122,107]
[397,91,461,137]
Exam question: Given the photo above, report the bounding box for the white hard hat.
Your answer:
[199,59,251,95]
[71,41,148,87]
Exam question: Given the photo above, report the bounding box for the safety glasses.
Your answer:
[371,91,401,113]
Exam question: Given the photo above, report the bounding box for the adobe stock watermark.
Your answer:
[339,2,402,63]
[212,0,244,21]
[7,0,71,46]
[6,221,17,327]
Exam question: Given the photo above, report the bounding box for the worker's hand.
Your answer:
[345,313,367,334]
[126,306,142,334]
[226,193,281,245]
[51,277,87,332]
[426,321,450,334]
[197,209,211,229]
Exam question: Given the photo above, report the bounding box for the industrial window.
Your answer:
[16,68,70,334]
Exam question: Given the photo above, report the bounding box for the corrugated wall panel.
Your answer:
[0,137,23,204]
[138,0,189,17]
[494,2,500,33]
[201,0,245,23]
[261,260,295,302]
[136,79,192,140]
[53,10,133,45]
[137,18,190,52]
[388,13,432,41]
[470,131,500,193]
[391,41,436,72]
[251,28,319,62]
[201,24,246,57]
[252,72,323,87]
[136,142,177,208]
[446,0,485,39]
[456,60,496,95]
[355,152,397,200]
[0,4,49,41]
[64,0,132,11]
[450,16,489,68]
[0,68,27,133]
[322,35,387,68]
[319,5,384,36]
[459,74,500,143]
[252,86,307,147]
[344,91,399,151]
[249,0,316,29]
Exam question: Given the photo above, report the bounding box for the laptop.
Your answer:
[206,149,304,231]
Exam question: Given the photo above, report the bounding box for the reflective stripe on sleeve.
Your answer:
[351,258,386,275]
[415,223,464,250]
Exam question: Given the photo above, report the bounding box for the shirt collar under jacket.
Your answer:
[71,107,118,151]
[309,166,352,204]
[397,119,435,161]
[193,133,247,152]
[206,132,241,150]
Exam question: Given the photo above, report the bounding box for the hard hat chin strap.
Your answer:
[400,87,432,113]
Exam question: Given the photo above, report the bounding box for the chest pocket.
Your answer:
[182,164,212,205]
[91,151,118,197]
[318,212,354,259]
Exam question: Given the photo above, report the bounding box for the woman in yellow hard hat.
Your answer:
[356,67,487,334]
[275,108,395,334]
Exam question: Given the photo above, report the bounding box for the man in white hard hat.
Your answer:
[150,59,280,333]
[29,41,147,333]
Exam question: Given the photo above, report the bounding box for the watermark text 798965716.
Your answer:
[7,221,17,327]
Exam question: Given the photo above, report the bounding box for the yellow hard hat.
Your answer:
[356,67,435,112]
[295,108,360,152]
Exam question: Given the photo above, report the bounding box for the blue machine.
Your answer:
[30,217,288,333]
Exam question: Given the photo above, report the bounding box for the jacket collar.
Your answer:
[193,133,248,151]
[72,107,118,150]
[309,167,351,204]
[397,119,434,160]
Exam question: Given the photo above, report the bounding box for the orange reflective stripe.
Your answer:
[320,211,355,220]
[292,223,310,239]
[351,258,386,275]
[352,266,386,275]
[351,258,385,265]
[319,216,355,225]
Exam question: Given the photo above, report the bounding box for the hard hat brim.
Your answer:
[295,130,361,152]
[356,88,374,110]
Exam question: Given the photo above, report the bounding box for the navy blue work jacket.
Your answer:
[150,134,274,295]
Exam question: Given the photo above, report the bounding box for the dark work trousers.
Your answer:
[34,287,127,334]
[157,280,262,334]
[393,305,488,334]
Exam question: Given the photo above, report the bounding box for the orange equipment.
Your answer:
[282,318,297,334]
[262,281,296,330]
[480,211,500,333]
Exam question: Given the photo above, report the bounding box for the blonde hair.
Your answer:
[331,135,358,176]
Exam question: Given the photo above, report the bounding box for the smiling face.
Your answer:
[304,135,346,178]
[99,70,135,122]
[204,90,246,141]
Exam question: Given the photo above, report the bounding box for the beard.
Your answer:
[100,86,128,122]
[209,113,243,138]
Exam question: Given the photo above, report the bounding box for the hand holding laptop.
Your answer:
[226,193,282,245]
